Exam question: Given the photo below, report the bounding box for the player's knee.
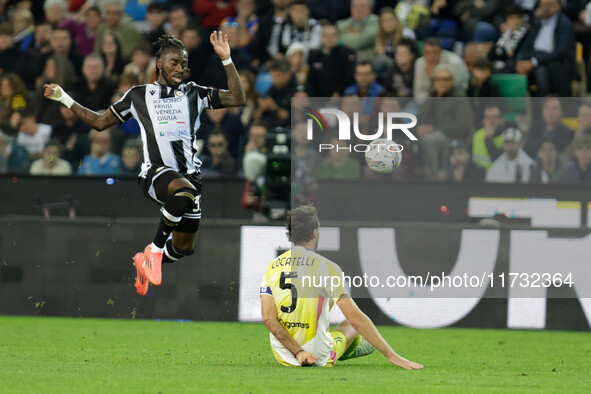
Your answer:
[162,187,199,220]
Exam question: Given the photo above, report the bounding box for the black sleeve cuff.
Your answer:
[209,89,223,109]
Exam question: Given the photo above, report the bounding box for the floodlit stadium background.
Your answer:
[2,0,591,348]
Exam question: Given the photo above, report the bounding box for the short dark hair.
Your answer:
[507,5,526,17]
[170,5,189,15]
[53,27,70,35]
[356,60,375,73]
[290,0,309,8]
[483,102,503,113]
[181,25,206,41]
[538,137,557,150]
[52,27,72,40]
[322,24,337,32]
[154,35,187,77]
[473,57,492,71]
[208,128,227,141]
[424,36,442,48]
[542,95,562,109]
[45,139,62,150]
[85,6,101,16]
[147,2,166,13]
[36,19,55,29]
[250,119,269,131]
[269,57,291,73]
[287,205,319,245]
[122,139,142,153]
[396,38,419,58]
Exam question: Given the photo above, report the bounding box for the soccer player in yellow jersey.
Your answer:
[260,205,423,368]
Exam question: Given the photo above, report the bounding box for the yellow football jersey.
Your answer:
[260,246,347,366]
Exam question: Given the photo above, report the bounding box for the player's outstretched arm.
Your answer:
[210,30,246,108]
[260,294,317,366]
[337,295,423,370]
[43,84,119,131]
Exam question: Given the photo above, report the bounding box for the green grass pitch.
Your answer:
[1,316,590,393]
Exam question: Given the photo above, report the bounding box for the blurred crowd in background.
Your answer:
[0,0,590,217]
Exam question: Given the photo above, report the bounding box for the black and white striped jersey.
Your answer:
[110,81,223,177]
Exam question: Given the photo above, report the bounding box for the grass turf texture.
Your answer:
[1,316,590,393]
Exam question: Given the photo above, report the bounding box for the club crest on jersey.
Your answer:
[175,90,185,97]
[150,90,155,95]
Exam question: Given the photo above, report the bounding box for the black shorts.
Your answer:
[139,166,202,233]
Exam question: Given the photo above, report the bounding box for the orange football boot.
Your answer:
[143,244,163,285]
[133,252,148,296]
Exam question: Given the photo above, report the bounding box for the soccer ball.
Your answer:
[364,138,402,174]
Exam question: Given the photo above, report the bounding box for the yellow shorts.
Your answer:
[271,330,349,367]
[325,330,348,367]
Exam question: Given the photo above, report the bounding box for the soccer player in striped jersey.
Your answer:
[260,205,423,368]
[44,32,245,295]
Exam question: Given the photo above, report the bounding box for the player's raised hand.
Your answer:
[296,350,317,367]
[43,83,75,109]
[210,30,231,61]
[43,83,62,101]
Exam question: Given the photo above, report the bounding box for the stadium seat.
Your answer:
[462,42,493,71]
[491,74,528,97]
[490,74,529,123]
[417,41,423,56]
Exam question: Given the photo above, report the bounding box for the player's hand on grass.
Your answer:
[388,354,423,370]
[210,30,231,61]
[296,350,317,366]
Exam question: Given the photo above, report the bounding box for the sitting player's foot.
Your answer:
[353,338,376,358]
[133,253,149,296]
[143,243,163,285]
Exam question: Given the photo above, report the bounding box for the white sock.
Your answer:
[150,243,164,253]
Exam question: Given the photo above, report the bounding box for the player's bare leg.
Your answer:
[171,231,197,251]
[142,177,199,286]
[167,178,194,195]
[159,230,197,264]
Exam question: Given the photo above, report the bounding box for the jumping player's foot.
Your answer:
[134,252,149,296]
[143,243,163,285]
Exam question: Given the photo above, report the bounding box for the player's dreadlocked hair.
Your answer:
[287,205,319,245]
[153,35,187,78]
